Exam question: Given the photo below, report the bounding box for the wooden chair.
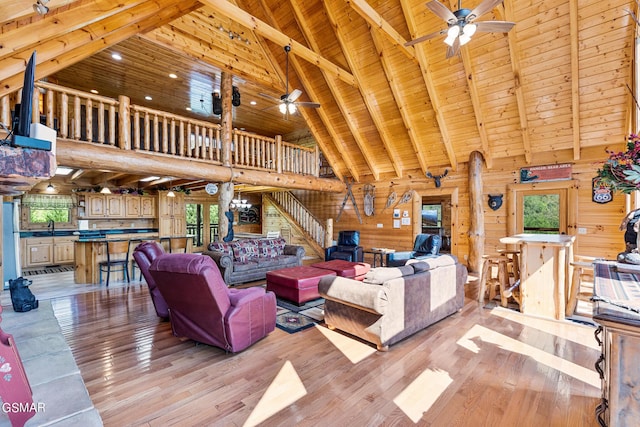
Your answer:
[169,236,188,253]
[99,240,131,286]
[566,256,596,317]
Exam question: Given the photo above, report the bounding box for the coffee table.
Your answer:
[266,266,335,305]
[311,259,371,280]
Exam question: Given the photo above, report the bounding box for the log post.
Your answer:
[118,95,130,150]
[219,182,233,242]
[220,72,232,168]
[468,150,485,273]
[218,72,234,241]
[325,218,333,248]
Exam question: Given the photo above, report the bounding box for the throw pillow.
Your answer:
[208,242,233,258]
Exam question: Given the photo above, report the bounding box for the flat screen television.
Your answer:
[10,50,50,150]
[12,51,36,140]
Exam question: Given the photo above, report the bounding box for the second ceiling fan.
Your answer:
[260,45,320,119]
[405,0,515,58]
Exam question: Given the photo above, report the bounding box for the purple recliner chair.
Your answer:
[132,241,170,319]
[149,253,277,353]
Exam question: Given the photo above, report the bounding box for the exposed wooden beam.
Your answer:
[0,0,201,97]
[56,140,346,192]
[449,0,493,169]
[502,1,532,164]
[325,0,403,179]
[344,0,417,64]
[69,169,85,181]
[284,0,368,181]
[399,0,458,171]
[569,0,581,160]
[198,0,358,87]
[370,30,429,175]
[0,0,147,61]
[255,0,353,181]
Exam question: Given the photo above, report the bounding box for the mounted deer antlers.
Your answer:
[426,169,449,188]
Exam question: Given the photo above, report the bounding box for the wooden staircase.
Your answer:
[266,192,325,258]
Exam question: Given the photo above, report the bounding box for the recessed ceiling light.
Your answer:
[55,166,73,176]
[90,89,99,94]
[169,73,178,79]
[250,101,257,105]
[111,53,122,61]
[140,176,160,182]
[145,96,152,101]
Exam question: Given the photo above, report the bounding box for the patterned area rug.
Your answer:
[22,265,75,276]
[275,297,324,333]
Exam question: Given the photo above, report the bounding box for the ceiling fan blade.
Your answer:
[426,0,457,24]
[295,101,321,108]
[288,88,303,102]
[446,37,460,59]
[468,0,505,21]
[258,92,281,103]
[474,20,515,33]
[404,28,446,47]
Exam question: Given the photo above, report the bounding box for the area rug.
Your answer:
[275,297,324,333]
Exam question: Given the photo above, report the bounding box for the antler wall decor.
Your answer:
[426,169,449,188]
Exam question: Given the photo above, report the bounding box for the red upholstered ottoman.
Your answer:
[266,266,336,305]
[311,259,371,281]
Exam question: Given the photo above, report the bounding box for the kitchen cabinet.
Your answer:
[80,194,155,219]
[158,191,185,237]
[23,238,53,267]
[53,237,76,264]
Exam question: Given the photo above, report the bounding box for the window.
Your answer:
[421,203,442,234]
[22,194,74,225]
[523,194,560,234]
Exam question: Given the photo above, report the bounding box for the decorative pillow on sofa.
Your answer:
[406,255,457,270]
[231,240,259,262]
[363,265,414,285]
[257,238,286,258]
[208,242,233,258]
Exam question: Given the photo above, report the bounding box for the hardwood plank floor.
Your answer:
[3,271,601,426]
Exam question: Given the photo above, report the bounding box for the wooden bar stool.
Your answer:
[99,240,131,286]
[478,255,510,307]
[566,260,594,317]
[497,249,520,284]
[169,236,188,253]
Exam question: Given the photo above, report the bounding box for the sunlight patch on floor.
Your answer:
[315,324,376,363]
[489,307,599,350]
[242,360,307,427]
[393,368,453,423]
[457,324,600,389]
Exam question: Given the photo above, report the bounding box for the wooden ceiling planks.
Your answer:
[0,0,636,187]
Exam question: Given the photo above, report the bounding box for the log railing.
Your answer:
[270,191,325,248]
[0,81,319,176]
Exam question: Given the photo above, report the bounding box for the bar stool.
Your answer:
[99,240,131,286]
[497,249,520,284]
[478,255,509,307]
[566,260,594,317]
[169,236,188,253]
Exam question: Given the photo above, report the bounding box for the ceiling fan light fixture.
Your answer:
[459,23,477,46]
[444,25,460,46]
[279,103,287,115]
[288,103,297,115]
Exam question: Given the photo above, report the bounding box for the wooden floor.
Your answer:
[2,271,602,426]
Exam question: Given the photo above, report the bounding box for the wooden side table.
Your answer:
[365,248,395,267]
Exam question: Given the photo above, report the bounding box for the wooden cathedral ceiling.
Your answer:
[0,0,635,185]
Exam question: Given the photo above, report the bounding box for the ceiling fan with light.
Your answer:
[259,45,320,118]
[405,0,515,58]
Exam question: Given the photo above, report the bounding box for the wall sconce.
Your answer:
[218,25,251,45]
[212,92,222,115]
[488,194,503,211]
[33,0,50,15]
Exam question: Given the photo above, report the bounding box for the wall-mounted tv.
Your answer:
[10,50,51,150]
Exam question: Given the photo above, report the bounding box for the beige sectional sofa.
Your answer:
[318,255,467,351]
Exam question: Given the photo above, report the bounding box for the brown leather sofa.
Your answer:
[318,255,467,351]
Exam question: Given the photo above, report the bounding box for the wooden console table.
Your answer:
[500,233,575,320]
[592,261,640,426]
